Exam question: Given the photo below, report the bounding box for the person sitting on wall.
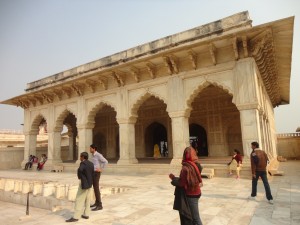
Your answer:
[37,154,47,171]
[24,155,35,170]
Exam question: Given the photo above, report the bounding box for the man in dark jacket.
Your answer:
[249,141,274,204]
[66,152,94,222]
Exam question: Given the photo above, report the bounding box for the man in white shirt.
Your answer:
[89,144,108,211]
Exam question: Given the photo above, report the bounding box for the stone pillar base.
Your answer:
[117,158,138,165]
[43,159,63,171]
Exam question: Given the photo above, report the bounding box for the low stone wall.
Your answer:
[277,133,300,159]
[0,147,69,170]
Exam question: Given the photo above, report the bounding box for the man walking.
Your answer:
[66,152,94,222]
[249,141,274,204]
[90,144,108,211]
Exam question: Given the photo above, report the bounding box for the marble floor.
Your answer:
[0,160,299,225]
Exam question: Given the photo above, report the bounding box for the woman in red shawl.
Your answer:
[169,147,203,225]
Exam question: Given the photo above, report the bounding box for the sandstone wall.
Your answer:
[277,133,300,159]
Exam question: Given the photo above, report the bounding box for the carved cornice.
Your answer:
[249,29,280,106]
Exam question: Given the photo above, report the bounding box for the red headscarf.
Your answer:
[182,147,202,190]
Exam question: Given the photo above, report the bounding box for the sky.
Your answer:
[0,0,299,133]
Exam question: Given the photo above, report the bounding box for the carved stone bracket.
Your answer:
[232,37,239,60]
[146,62,156,79]
[85,79,96,93]
[33,95,44,105]
[188,50,197,70]
[209,43,217,65]
[61,86,72,98]
[41,92,53,103]
[163,56,173,75]
[130,67,140,83]
[112,71,125,87]
[242,36,249,58]
[17,99,30,108]
[169,55,179,74]
[52,89,63,100]
[71,83,84,96]
[98,77,108,90]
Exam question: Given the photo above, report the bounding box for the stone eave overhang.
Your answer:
[1,12,294,109]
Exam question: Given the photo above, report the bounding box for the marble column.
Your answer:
[239,107,262,160]
[77,125,93,163]
[169,112,190,165]
[22,131,37,168]
[117,118,138,165]
[68,132,74,160]
[47,130,63,166]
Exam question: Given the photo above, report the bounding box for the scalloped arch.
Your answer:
[130,91,168,118]
[87,101,117,125]
[31,113,47,132]
[186,80,234,110]
[55,109,77,130]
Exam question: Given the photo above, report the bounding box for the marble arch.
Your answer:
[130,91,168,119]
[87,101,117,126]
[30,114,47,133]
[186,80,234,112]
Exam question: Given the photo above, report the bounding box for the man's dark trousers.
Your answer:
[93,172,102,207]
[251,171,273,200]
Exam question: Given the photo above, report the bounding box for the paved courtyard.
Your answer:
[0,160,299,225]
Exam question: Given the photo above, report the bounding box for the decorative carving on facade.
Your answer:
[250,29,280,106]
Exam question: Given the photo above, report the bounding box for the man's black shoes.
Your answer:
[66,218,78,222]
[90,203,97,208]
[81,215,89,219]
[92,206,103,211]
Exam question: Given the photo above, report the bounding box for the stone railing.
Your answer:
[277,133,300,138]
[0,129,23,134]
